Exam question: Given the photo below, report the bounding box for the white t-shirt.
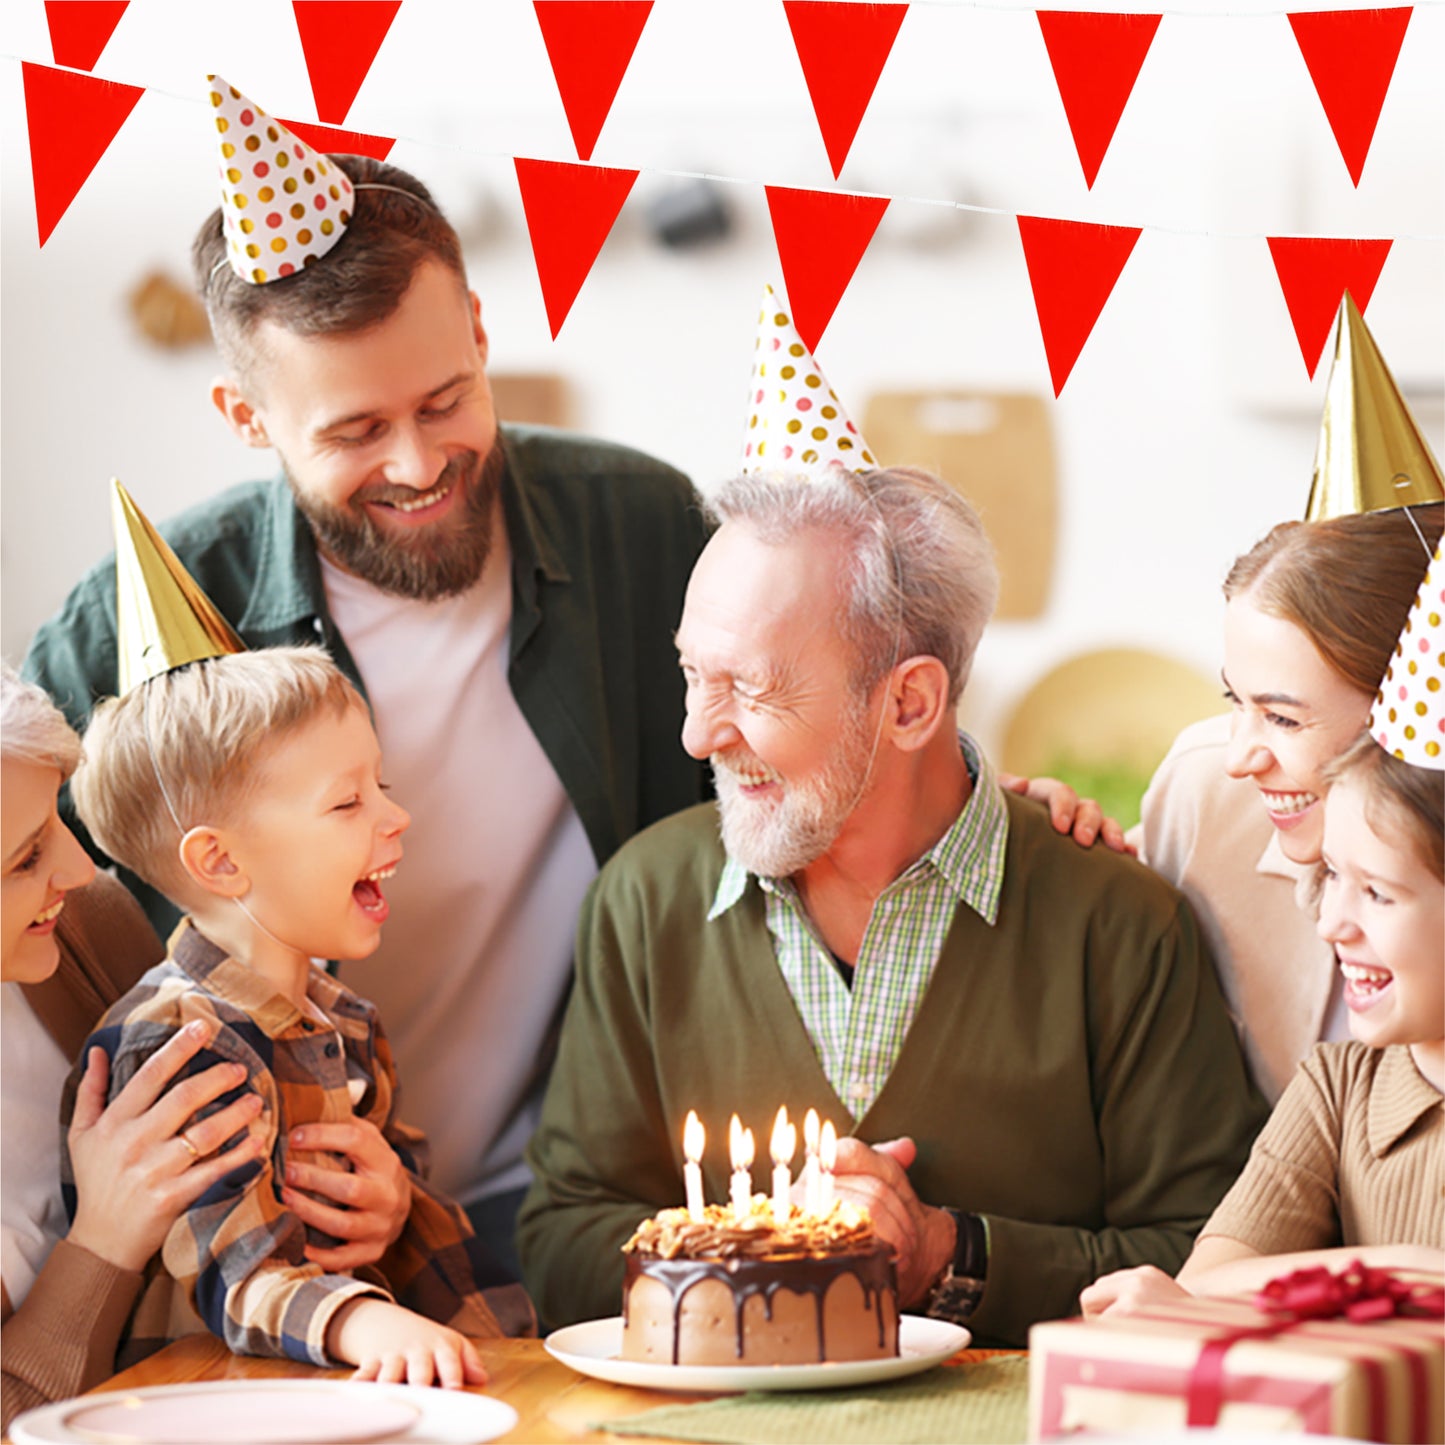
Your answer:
[1,983,72,1309]
[321,518,596,1206]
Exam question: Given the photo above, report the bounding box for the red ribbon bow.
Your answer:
[1253,1260,1445,1324]
[1186,1259,1444,1429]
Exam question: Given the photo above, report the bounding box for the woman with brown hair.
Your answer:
[1137,503,1442,1102]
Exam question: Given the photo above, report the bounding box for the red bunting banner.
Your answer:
[1287,7,1412,187]
[1017,215,1142,396]
[766,186,889,354]
[13,8,1424,385]
[281,118,397,163]
[514,157,638,338]
[533,1,654,163]
[293,0,401,124]
[1036,11,1162,190]
[22,62,143,246]
[44,0,128,71]
[1266,236,1393,376]
[782,1,908,179]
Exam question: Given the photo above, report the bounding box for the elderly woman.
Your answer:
[0,667,265,1429]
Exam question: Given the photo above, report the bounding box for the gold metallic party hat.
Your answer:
[1370,542,1444,768]
[740,285,876,476]
[1304,294,1445,522]
[112,480,244,697]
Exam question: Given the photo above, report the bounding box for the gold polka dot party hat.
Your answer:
[1370,541,1445,767]
[740,285,876,477]
[208,75,354,285]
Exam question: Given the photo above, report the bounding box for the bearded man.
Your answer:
[23,153,711,1283]
[516,465,1266,1346]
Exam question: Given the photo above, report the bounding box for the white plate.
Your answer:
[10,1379,518,1445]
[544,1314,970,1392]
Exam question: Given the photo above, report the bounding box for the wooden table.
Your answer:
[18,1335,1005,1444]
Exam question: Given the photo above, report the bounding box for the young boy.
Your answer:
[65,646,501,1385]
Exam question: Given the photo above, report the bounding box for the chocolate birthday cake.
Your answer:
[620,1201,899,1366]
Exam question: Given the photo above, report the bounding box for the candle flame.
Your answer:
[770,1107,796,1165]
[820,1119,837,1171]
[729,1114,756,1172]
[684,1110,705,1164]
[804,1107,820,1152]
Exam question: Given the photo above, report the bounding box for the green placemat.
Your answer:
[596,1355,1029,1445]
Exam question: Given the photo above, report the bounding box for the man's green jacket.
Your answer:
[24,425,713,935]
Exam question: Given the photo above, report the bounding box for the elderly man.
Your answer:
[24,123,710,1282]
[516,465,1266,1345]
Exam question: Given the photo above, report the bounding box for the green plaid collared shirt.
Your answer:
[708,734,1009,1121]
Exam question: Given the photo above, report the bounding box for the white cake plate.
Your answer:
[544,1314,971,1392]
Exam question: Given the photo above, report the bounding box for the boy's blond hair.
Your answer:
[73,646,364,898]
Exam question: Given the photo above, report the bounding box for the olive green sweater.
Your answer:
[517,797,1267,1346]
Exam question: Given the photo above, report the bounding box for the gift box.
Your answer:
[1028,1272,1444,1443]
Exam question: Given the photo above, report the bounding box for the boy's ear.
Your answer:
[178,826,249,898]
[211,376,271,449]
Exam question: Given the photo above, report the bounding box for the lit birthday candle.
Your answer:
[770,1107,796,1222]
[683,1110,706,1221]
[729,1114,755,1220]
[819,1120,838,1211]
[802,1107,821,1215]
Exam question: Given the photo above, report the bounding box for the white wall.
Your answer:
[3,0,1442,760]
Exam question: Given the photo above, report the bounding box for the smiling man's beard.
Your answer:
[288,445,505,601]
[712,693,878,879]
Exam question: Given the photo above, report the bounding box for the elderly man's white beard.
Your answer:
[712,699,877,879]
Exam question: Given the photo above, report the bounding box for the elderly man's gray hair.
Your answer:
[707,467,999,706]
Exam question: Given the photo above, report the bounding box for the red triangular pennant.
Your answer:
[766,186,889,354]
[280,117,396,163]
[1266,237,1393,377]
[533,1,654,162]
[1016,216,1142,396]
[514,158,638,338]
[782,1,908,179]
[293,0,402,124]
[1036,11,1162,189]
[44,1,128,70]
[22,62,143,247]
[1287,8,1411,186]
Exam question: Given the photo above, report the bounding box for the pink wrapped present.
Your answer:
[1028,1264,1444,1442]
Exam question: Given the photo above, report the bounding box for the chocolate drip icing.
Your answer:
[623,1247,897,1365]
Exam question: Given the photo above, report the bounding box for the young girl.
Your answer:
[1082,731,1444,1315]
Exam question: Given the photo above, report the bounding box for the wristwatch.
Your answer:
[926,1209,988,1322]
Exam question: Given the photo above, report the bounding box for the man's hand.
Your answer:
[997,773,1134,855]
[1079,1264,1189,1319]
[283,1119,411,1271]
[830,1137,956,1309]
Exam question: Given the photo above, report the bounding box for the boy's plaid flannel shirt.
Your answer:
[61,920,497,1367]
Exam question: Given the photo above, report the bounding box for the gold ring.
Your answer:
[179,1130,201,1158]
